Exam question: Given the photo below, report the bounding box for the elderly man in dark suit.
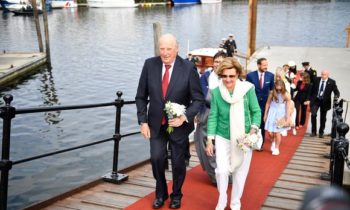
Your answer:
[135,34,204,209]
[246,58,274,149]
[310,70,340,138]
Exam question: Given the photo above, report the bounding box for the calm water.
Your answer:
[1,0,350,209]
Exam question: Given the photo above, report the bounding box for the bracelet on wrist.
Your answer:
[206,139,213,146]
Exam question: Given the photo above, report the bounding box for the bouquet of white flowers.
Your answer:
[236,133,262,152]
[164,101,186,133]
[276,117,291,129]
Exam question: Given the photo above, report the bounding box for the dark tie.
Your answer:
[162,65,171,125]
[318,80,325,99]
[259,73,263,89]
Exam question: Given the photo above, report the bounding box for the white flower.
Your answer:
[236,133,260,152]
[164,101,186,133]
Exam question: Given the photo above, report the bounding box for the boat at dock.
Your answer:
[189,47,225,74]
[0,0,28,12]
[200,0,221,4]
[172,0,200,5]
[51,0,77,8]
[189,47,247,74]
[87,0,138,8]
[11,4,42,15]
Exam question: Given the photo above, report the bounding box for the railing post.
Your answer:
[321,99,342,181]
[331,122,349,186]
[0,94,16,210]
[102,91,128,184]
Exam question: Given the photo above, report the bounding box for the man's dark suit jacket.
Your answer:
[135,56,204,140]
[310,77,340,111]
[246,70,275,111]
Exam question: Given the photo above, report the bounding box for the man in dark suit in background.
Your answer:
[310,69,340,138]
[246,58,274,150]
[135,34,204,209]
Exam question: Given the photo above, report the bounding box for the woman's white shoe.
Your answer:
[272,149,280,155]
[270,142,275,152]
[292,128,297,136]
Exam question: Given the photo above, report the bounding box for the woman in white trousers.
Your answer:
[206,57,261,210]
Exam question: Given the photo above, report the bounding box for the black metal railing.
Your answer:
[321,98,344,180]
[320,98,350,186]
[0,91,139,210]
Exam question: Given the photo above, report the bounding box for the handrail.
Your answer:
[320,98,350,187]
[12,131,141,165]
[15,102,117,114]
[15,101,137,115]
[0,91,137,210]
[12,137,114,165]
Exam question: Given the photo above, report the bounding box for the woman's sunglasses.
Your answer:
[220,74,236,78]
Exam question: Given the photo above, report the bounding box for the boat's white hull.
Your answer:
[87,0,138,8]
[5,4,26,11]
[51,1,78,8]
[200,0,221,3]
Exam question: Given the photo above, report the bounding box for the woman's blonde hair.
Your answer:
[217,57,243,77]
[275,66,286,82]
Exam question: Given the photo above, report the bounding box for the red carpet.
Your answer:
[125,125,308,210]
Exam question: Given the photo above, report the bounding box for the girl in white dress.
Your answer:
[275,67,297,136]
[264,80,292,155]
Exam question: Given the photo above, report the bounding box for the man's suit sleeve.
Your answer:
[185,66,204,123]
[246,73,252,83]
[135,61,149,124]
[307,84,313,100]
[332,79,340,99]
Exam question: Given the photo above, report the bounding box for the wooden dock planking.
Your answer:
[44,197,118,210]
[263,196,301,210]
[268,188,304,200]
[262,135,331,209]
[32,144,200,210]
[30,133,331,210]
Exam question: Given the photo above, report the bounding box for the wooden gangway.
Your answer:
[25,133,331,210]
[262,135,330,209]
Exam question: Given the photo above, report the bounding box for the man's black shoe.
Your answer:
[152,198,166,209]
[169,199,181,209]
[319,133,324,138]
[310,133,317,137]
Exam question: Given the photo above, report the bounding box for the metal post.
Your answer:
[102,91,128,184]
[331,122,349,186]
[0,95,16,210]
[321,101,342,180]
